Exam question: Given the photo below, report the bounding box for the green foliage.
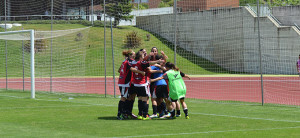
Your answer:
[158,0,174,8]
[105,0,134,27]
[124,31,142,49]
[267,0,300,6]
[240,0,300,7]
[75,33,83,41]
[24,34,48,53]
[133,3,149,10]
[239,0,264,6]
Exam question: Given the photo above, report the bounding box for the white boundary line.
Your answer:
[191,112,300,123]
[108,126,300,138]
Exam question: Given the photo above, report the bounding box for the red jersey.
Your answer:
[131,60,150,86]
[118,58,133,87]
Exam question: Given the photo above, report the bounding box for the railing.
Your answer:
[269,14,282,26]
[294,23,300,31]
[246,4,282,26]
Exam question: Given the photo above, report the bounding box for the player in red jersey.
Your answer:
[117,50,145,120]
[131,51,163,120]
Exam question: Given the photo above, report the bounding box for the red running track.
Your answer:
[1,77,300,106]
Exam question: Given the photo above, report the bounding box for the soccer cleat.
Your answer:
[122,114,128,119]
[137,115,143,120]
[117,115,124,120]
[127,114,132,119]
[164,113,171,118]
[142,117,150,120]
[149,114,158,118]
[186,116,190,119]
[158,112,165,118]
[176,114,181,117]
[131,113,137,119]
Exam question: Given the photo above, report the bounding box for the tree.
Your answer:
[267,0,300,6]
[105,0,134,27]
[240,0,300,7]
[158,0,174,8]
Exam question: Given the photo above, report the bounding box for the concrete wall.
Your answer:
[272,5,300,26]
[137,7,300,74]
[119,7,173,26]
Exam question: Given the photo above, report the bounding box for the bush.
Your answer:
[24,34,48,53]
[75,32,83,41]
[124,31,142,49]
[146,34,151,41]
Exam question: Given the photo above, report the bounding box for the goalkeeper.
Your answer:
[150,62,190,119]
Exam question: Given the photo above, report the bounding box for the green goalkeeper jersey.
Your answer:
[166,70,186,100]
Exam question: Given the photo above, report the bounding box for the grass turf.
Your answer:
[0,90,299,137]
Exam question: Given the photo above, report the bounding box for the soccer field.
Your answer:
[0,90,299,137]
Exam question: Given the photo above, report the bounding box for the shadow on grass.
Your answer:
[97,116,176,121]
[97,116,118,120]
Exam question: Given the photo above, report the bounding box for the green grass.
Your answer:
[1,24,228,78]
[0,89,299,137]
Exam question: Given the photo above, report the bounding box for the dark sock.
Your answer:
[147,104,149,114]
[117,100,122,116]
[124,100,130,114]
[142,101,148,118]
[138,100,143,116]
[161,102,167,114]
[118,100,125,116]
[157,104,162,114]
[176,110,181,115]
[170,109,175,117]
[120,101,125,114]
[152,105,157,115]
[184,108,188,116]
[129,100,134,114]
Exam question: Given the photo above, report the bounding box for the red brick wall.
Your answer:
[177,0,206,12]
[177,0,239,12]
[207,0,239,10]
[148,0,162,9]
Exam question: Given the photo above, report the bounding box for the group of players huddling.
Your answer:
[117,47,190,120]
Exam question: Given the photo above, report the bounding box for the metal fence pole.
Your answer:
[22,26,25,91]
[5,0,8,90]
[257,0,264,106]
[173,0,177,65]
[50,0,53,92]
[104,0,107,97]
[91,0,94,26]
[111,17,116,98]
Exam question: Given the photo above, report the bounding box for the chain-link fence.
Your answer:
[0,0,300,106]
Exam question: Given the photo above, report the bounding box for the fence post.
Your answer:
[5,0,8,90]
[173,0,177,65]
[111,17,116,98]
[104,0,107,98]
[256,0,264,106]
[50,0,53,92]
[91,0,94,26]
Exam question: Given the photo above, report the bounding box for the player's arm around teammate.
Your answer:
[151,62,190,119]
